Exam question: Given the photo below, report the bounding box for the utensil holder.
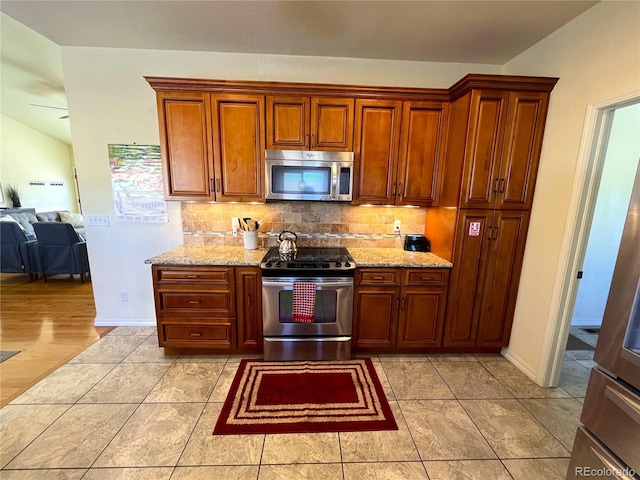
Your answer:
[243,230,258,250]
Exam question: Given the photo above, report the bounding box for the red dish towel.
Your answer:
[292,282,316,323]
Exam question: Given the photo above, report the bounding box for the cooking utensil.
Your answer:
[278,231,298,256]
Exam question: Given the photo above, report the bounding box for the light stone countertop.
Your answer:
[146,245,452,268]
[145,246,269,266]
[347,248,452,268]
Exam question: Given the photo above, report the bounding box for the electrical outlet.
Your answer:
[118,290,128,302]
[86,214,109,227]
[393,219,401,232]
[231,217,240,236]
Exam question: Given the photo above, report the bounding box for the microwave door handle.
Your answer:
[331,163,339,200]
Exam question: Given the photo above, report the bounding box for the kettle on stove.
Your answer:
[278,231,298,256]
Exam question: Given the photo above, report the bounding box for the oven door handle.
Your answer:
[262,279,353,288]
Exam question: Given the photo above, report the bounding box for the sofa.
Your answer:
[0,221,39,281]
[0,209,85,240]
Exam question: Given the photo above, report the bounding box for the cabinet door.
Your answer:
[476,210,530,347]
[266,96,310,150]
[235,267,263,350]
[352,286,399,348]
[396,101,449,207]
[310,97,354,151]
[397,287,447,348]
[156,92,214,200]
[458,91,509,209]
[211,94,265,202]
[352,99,402,205]
[443,210,493,347]
[496,92,549,210]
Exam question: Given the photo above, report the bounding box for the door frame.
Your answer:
[538,86,640,387]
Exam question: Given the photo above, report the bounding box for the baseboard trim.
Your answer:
[94,317,156,327]
[501,347,538,384]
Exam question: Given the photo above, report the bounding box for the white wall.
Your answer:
[502,1,640,377]
[572,104,640,327]
[60,49,500,325]
[1,114,78,212]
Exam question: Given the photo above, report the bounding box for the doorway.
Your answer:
[541,89,640,388]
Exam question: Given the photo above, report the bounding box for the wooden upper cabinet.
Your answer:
[497,92,549,210]
[459,89,550,210]
[156,92,214,200]
[459,90,509,209]
[211,94,265,202]
[352,99,402,205]
[311,98,354,150]
[266,96,310,149]
[396,101,449,207]
[266,96,354,151]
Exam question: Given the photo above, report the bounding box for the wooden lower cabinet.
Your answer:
[152,265,263,351]
[236,267,263,350]
[353,267,449,350]
[353,286,399,348]
[443,209,530,348]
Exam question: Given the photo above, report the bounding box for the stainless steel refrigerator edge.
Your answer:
[567,165,640,479]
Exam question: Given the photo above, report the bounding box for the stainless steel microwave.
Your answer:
[265,150,354,202]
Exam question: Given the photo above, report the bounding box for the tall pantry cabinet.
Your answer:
[427,76,558,349]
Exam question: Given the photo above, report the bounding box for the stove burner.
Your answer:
[260,247,355,276]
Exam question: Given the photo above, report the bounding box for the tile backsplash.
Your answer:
[182,202,427,249]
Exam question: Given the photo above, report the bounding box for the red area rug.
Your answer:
[213,358,397,435]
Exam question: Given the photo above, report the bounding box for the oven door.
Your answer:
[262,277,354,337]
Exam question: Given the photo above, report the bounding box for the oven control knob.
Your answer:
[345,261,351,267]
[266,261,272,267]
[275,261,281,267]
[335,261,342,267]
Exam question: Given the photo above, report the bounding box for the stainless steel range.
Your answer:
[261,247,356,361]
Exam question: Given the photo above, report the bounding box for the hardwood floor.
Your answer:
[0,273,111,407]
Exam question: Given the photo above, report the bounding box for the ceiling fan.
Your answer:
[29,103,69,119]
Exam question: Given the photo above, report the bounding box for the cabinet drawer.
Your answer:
[162,323,233,348]
[403,269,450,286]
[357,269,401,286]
[155,286,236,316]
[153,266,234,285]
[581,368,640,473]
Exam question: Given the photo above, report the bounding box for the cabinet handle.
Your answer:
[187,300,202,304]
[493,177,500,193]
[401,296,406,310]
[189,332,203,337]
[210,178,215,192]
[215,178,221,192]
[419,276,434,281]
[499,178,506,194]
[395,297,400,310]
[247,294,252,308]
[392,183,397,196]
[492,226,499,241]
[184,275,201,278]
[371,276,385,280]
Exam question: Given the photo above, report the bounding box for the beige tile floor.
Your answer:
[0,327,591,480]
